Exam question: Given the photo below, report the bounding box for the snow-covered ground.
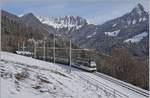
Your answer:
[58,65,149,98]
[0,52,149,98]
[124,32,148,43]
[86,32,97,39]
[1,51,117,98]
[104,30,120,37]
[16,51,33,55]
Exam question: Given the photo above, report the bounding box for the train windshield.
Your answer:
[90,61,96,67]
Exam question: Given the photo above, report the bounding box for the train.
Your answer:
[53,57,97,72]
[72,59,97,72]
[16,51,97,72]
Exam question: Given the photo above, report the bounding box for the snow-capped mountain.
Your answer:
[67,3,149,56]
[37,16,87,29]
[1,3,149,92]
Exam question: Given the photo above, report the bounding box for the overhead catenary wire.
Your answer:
[34,41,37,58]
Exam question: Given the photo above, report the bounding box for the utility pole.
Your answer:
[69,40,72,73]
[43,39,46,61]
[53,34,55,63]
[18,43,20,51]
[23,41,25,52]
[0,12,1,62]
[34,41,37,58]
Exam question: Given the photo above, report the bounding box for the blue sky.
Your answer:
[1,0,149,24]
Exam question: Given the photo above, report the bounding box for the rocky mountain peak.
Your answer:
[132,3,145,16]
[23,13,34,16]
[37,15,87,29]
[20,13,42,25]
[21,13,38,20]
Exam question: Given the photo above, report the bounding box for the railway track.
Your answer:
[3,54,149,98]
[94,72,149,98]
[74,71,129,98]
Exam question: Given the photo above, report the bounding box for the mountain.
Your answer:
[1,3,149,90]
[68,3,149,56]
[20,13,55,35]
[1,10,30,52]
[35,4,148,55]
[37,16,88,36]
[37,16,87,29]
[1,10,79,53]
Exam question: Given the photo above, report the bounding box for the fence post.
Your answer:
[18,43,20,51]
[0,14,1,60]
[23,41,25,52]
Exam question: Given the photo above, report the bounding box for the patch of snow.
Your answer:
[142,17,146,21]
[86,35,92,39]
[76,25,82,29]
[124,32,148,43]
[104,30,120,37]
[132,19,136,24]
[139,17,147,22]
[86,32,97,39]
[139,18,142,22]
[112,24,117,27]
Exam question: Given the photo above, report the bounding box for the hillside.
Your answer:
[35,4,149,57]
[0,52,116,98]
[1,51,148,98]
[1,10,79,54]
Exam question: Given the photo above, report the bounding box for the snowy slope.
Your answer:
[124,32,148,43]
[86,32,97,39]
[54,61,149,98]
[1,51,116,98]
[104,30,120,37]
